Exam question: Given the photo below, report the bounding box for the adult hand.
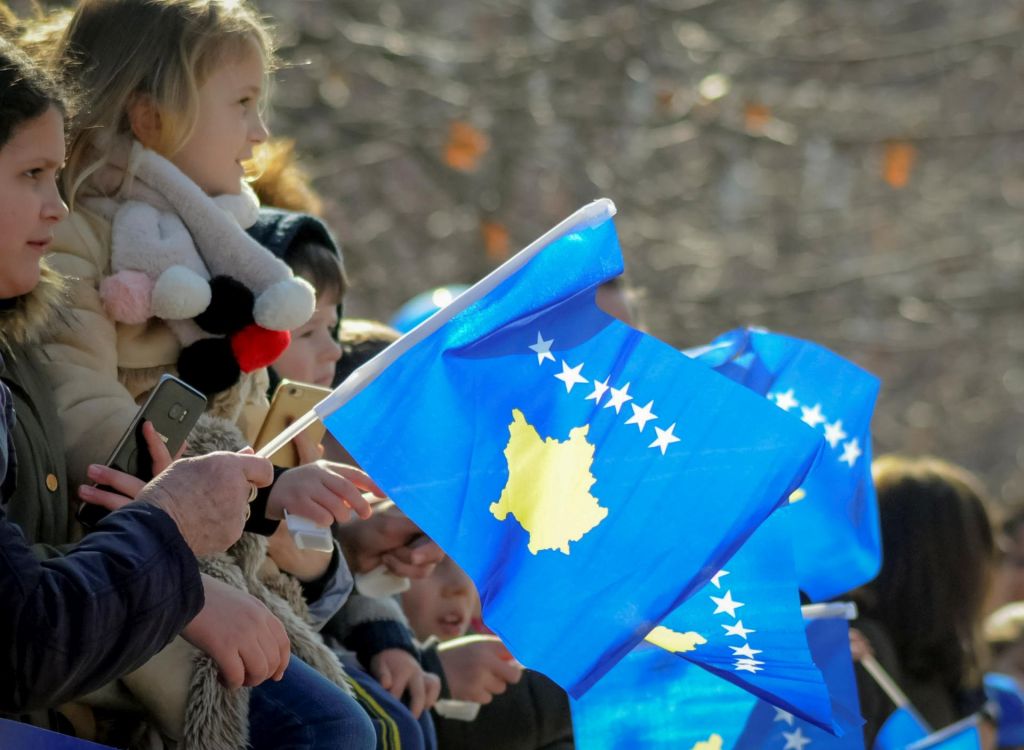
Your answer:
[436,635,523,704]
[336,501,444,578]
[370,648,441,718]
[140,451,273,556]
[266,461,380,526]
[265,519,332,582]
[182,576,290,688]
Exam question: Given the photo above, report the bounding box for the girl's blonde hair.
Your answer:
[55,0,274,202]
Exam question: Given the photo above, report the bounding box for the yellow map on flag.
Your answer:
[489,409,608,554]
[644,626,706,653]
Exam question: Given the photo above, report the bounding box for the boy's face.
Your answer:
[0,107,67,299]
[401,557,477,641]
[273,291,342,387]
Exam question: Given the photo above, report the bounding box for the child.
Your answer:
[248,203,442,750]
[34,1,380,747]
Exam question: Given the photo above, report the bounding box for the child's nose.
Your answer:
[249,112,269,145]
[43,184,69,223]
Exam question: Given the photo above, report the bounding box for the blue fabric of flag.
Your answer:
[685,327,881,601]
[984,673,1024,748]
[873,706,930,750]
[321,209,824,697]
[572,614,864,749]
[0,718,113,748]
[658,510,838,731]
[906,717,981,750]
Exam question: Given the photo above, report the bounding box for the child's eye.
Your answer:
[239,97,253,107]
[299,330,315,339]
[23,168,42,179]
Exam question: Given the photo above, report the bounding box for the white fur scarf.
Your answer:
[84,139,315,347]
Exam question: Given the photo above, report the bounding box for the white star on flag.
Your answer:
[585,377,610,404]
[625,400,657,432]
[823,419,847,448]
[648,423,680,455]
[773,708,795,726]
[730,644,762,659]
[783,727,812,750]
[554,361,588,393]
[840,437,862,467]
[800,403,826,428]
[528,332,555,365]
[604,382,633,413]
[710,590,744,617]
[734,658,764,673]
[710,570,729,589]
[722,621,755,639]
[773,389,799,412]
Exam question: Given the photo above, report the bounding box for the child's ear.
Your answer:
[128,93,163,150]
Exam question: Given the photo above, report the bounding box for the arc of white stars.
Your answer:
[800,403,826,428]
[649,423,680,455]
[840,437,862,467]
[585,377,610,404]
[773,389,799,412]
[710,590,744,617]
[722,621,755,639]
[625,400,658,432]
[783,727,812,750]
[604,382,633,413]
[529,332,555,365]
[554,361,588,393]
[710,570,729,589]
[823,419,847,448]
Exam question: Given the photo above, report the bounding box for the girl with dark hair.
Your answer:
[853,454,997,742]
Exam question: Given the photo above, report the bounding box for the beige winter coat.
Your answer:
[42,206,269,488]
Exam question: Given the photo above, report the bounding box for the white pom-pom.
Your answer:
[152,265,212,320]
[253,277,316,331]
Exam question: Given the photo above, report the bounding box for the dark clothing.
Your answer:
[0,353,205,713]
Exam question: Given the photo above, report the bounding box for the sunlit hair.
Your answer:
[54,0,274,203]
[248,137,324,216]
[855,454,996,691]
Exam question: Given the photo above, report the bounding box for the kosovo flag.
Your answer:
[686,327,881,601]
[651,510,853,732]
[572,612,864,749]
[318,200,824,696]
[873,706,929,750]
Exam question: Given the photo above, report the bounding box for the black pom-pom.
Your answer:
[177,337,241,397]
[194,276,255,335]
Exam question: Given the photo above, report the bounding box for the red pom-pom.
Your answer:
[230,324,290,373]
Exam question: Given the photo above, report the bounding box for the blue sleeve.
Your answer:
[0,502,204,712]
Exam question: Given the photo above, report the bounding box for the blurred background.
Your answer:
[258,0,1022,502]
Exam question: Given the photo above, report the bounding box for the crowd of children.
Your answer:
[0,1,1022,749]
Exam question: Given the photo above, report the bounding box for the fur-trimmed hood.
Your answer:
[0,263,65,351]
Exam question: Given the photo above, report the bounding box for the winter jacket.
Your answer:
[0,266,205,713]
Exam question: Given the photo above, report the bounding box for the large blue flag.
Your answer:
[317,200,824,696]
[685,327,881,601]
[573,612,864,749]
[651,510,845,731]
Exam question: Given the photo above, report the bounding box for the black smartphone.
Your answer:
[77,374,207,529]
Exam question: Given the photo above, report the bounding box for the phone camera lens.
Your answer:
[168,403,188,423]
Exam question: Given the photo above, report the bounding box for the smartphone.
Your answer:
[254,380,332,468]
[77,374,207,529]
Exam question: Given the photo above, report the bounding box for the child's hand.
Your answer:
[337,501,445,578]
[182,575,290,688]
[436,635,523,704]
[265,519,332,582]
[370,648,441,718]
[266,461,382,525]
[78,420,184,511]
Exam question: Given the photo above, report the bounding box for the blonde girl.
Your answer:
[36,1,381,748]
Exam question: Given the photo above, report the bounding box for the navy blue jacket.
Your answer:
[0,370,204,712]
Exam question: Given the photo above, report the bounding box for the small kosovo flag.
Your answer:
[317,200,824,697]
[686,328,881,601]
